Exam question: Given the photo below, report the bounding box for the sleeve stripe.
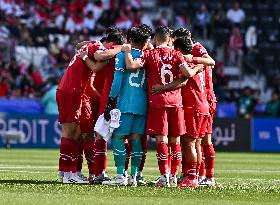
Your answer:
[115,67,125,71]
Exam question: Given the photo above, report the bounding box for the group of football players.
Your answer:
[56,24,217,188]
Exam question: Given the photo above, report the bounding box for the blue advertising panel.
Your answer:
[0,113,61,148]
[252,118,280,152]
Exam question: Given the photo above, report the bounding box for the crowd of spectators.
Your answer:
[0,0,279,117]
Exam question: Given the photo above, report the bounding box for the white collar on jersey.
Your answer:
[131,48,142,52]
[156,45,170,48]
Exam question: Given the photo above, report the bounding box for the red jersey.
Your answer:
[181,57,209,114]
[140,46,185,108]
[81,74,96,107]
[58,41,105,95]
[204,66,217,103]
[191,42,208,57]
[191,42,217,103]
[93,68,106,95]
[98,45,119,107]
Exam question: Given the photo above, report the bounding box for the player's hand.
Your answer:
[151,84,165,95]
[196,64,204,73]
[104,97,116,121]
[104,105,111,121]
[78,51,88,59]
[121,44,131,52]
[184,54,193,62]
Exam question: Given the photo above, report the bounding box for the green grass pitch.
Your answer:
[0,149,279,205]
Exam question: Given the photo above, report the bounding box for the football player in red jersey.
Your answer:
[89,33,126,184]
[123,26,202,187]
[151,37,215,187]
[72,32,126,184]
[172,28,217,186]
[57,40,122,184]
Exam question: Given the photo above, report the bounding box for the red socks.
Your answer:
[93,139,107,176]
[156,142,169,175]
[170,143,182,175]
[199,147,206,177]
[84,139,95,174]
[125,140,131,172]
[76,141,84,172]
[185,162,197,180]
[139,136,147,172]
[59,137,78,173]
[203,144,215,178]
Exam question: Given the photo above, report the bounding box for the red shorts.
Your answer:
[184,111,208,138]
[147,107,185,136]
[56,90,82,124]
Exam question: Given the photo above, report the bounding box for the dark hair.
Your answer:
[130,27,149,46]
[105,27,122,36]
[137,24,153,36]
[155,26,172,42]
[173,37,193,54]
[105,33,126,45]
[126,27,136,43]
[172,27,191,39]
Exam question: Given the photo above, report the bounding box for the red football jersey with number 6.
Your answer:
[140,45,185,108]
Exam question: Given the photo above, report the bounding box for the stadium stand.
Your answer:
[0,0,279,117]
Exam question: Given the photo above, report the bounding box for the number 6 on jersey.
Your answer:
[161,64,173,85]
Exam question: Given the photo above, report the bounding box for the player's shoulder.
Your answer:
[116,51,125,58]
[89,40,105,49]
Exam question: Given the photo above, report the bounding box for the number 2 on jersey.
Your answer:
[161,64,173,85]
[129,69,145,87]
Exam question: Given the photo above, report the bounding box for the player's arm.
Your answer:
[79,51,107,72]
[179,63,204,78]
[94,46,122,61]
[123,44,142,70]
[76,41,92,49]
[151,76,188,95]
[104,53,125,120]
[89,76,101,100]
[187,56,215,66]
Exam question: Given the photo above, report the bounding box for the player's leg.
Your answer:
[197,115,208,183]
[76,138,84,178]
[127,134,143,186]
[146,107,170,187]
[102,114,133,186]
[137,135,147,185]
[92,102,110,184]
[77,105,95,183]
[57,90,83,183]
[124,139,131,177]
[168,107,185,187]
[195,138,202,178]
[127,115,146,186]
[178,111,199,187]
[82,133,95,182]
[200,112,216,186]
[198,146,206,182]
[92,134,109,184]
